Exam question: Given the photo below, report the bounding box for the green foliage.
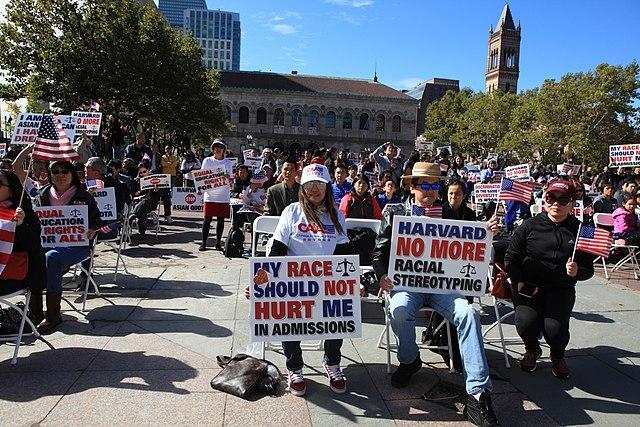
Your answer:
[0,0,228,140]
[424,62,640,166]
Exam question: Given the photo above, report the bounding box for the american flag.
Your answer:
[0,207,17,276]
[561,163,581,176]
[498,178,534,204]
[412,204,443,218]
[86,179,105,190]
[98,222,118,235]
[33,114,80,162]
[575,226,613,258]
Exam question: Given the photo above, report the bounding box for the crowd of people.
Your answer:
[0,121,631,426]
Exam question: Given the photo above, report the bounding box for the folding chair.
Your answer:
[593,213,639,279]
[377,292,456,374]
[251,215,281,257]
[95,220,130,284]
[0,289,40,364]
[70,239,100,312]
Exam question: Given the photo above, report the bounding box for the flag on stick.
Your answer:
[0,207,17,277]
[575,226,613,258]
[497,178,534,204]
[33,114,80,162]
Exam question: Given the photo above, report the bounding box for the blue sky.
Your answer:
[1,0,638,92]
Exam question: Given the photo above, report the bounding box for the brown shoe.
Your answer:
[552,357,570,379]
[520,348,543,372]
[37,293,63,335]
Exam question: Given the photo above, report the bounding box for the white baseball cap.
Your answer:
[301,164,331,185]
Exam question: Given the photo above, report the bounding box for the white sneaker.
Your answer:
[323,363,346,394]
[164,216,173,224]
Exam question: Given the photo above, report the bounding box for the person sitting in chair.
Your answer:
[128,162,160,245]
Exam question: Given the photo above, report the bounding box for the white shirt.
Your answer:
[272,202,349,256]
[200,156,233,203]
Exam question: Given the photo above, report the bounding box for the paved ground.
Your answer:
[1,215,639,426]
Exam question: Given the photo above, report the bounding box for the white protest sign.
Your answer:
[492,170,505,181]
[467,171,481,183]
[59,115,77,141]
[364,171,379,185]
[415,136,433,152]
[244,156,262,171]
[505,164,530,181]
[388,216,491,297]
[0,143,6,158]
[486,153,498,163]
[227,157,239,168]
[473,183,501,203]
[90,187,117,221]
[34,205,89,248]
[140,174,171,191]
[71,111,102,136]
[11,113,42,145]
[242,149,254,160]
[172,187,203,212]
[609,144,640,168]
[539,200,584,222]
[249,255,362,343]
[437,145,452,156]
[193,168,229,192]
[556,163,581,176]
[465,164,480,173]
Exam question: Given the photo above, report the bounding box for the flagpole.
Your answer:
[571,223,582,260]
[493,178,503,218]
[17,110,47,209]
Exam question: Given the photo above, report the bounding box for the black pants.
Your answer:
[131,194,160,236]
[202,216,225,246]
[512,285,576,359]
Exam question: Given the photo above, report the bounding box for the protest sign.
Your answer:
[467,171,481,183]
[556,163,581,176]
[609,144,640,168]
[437,145,452,156]
[465,164,480,173]
[90,187,117,221]
[140,174,171,191]
[415,136,433,152]
[10,113,42,145]
[0,143,5,157]
[172,187,203,212]
[227,157,239,168]
[249,255,362,342]
[492,170,505,181]
[242,149,254,160]
[193,168,229,192]
[34,205,89,248]
[59,115,77,142]
[539,200,584,222]
[71,111,102,136]
[473,183,501,203]
[388,216,491,297]
[505,164,530,181]
[364,171,379,185]
[486,153,498,163]
[244,156,262,171]
[347,152,360,162]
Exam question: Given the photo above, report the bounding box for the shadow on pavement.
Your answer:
[571,311,615,323]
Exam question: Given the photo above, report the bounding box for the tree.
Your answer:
[0,0,228,140]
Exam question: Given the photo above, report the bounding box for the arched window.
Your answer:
[291,109,302,127]
[343,112,352,129]
[238,106,249,124]
[273,108,284,125]
[308,110,319,128]
[359,113,370,130]
[256,107,267,124]
[392,115,402,133]
[375,114,385,131]
[325,111,336,129]
[223,105,231,121]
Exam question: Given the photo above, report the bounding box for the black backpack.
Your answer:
[421,311,463,372]
[347,227,377,266]
[224,227,245,258]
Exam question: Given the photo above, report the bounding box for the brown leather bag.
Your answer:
[490,262,512,300]
[0,252,28,281]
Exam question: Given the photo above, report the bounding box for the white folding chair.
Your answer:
[251,215,281,257]
[377,292,456,374]
[95,220,130,284]
[593,213,639,279]
[0,289,40,364]
[69,239,100,312]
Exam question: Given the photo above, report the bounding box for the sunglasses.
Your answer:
[545,193,573,206]
[51,169,71,175]
[419,183,441,191]
[302,181,324,191]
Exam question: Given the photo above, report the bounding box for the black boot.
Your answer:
[391,356,422,388]
[37,293,63,335]
[464,391,499,426]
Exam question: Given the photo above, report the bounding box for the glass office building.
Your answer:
[158,0,207,30]
[184,9,241,71]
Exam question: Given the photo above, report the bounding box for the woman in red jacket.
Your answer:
[339,174,382,220]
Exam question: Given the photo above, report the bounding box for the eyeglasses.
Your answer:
[302,181,324,191]
[545,193,573,206]
[139,170,148,174]
[51,169,71,175]
[419,183,441,191]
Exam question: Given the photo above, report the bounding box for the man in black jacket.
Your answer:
[505,179,595,379]
[372,163,500,427]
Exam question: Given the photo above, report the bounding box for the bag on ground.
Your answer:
[210,353,281,399]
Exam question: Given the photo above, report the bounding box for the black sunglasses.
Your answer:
[545,193,573,206]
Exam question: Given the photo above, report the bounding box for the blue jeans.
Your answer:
[281,339,342,371]
[45,246,91,293]
[389,291,491,395]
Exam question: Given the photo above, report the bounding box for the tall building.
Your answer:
[405,78,459,136]
[183,9,241,71]
[485,4,521,94]
[158,0,206,30]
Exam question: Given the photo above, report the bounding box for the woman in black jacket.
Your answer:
[0,169,46,324]
[33,160,102,333]
[505,178,595,379]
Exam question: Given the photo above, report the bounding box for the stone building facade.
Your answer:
[218,71,418,156]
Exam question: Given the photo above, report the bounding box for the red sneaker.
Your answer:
[323,363,346,394]
[552,357,570,379]
[287,369,306,396]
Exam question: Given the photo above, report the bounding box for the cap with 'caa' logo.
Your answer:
[301,164,331,185]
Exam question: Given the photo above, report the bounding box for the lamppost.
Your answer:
[246,134,253,148]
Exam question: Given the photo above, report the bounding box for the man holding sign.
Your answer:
[372,162,500,427]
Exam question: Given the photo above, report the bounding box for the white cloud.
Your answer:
[325,0,374,7]
[271,23,297,35]
[395,77,424,89]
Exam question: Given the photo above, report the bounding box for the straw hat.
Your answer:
[401,162,445,180]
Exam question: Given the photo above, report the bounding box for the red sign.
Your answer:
[185,194,196,204]
[150,178,160,185]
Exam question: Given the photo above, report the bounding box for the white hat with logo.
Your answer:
[301,164,331,185]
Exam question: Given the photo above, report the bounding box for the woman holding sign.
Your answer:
[34,161,102,334]
[200,139,233,251]
[243,164,352,397]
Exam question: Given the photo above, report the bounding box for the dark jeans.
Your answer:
[282,339,342,371]
[512,285,576,359]
[160,177,177,216]
[613,231,640,247]
[131,194,160,236]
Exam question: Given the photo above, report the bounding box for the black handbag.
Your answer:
[210,354,281,399]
